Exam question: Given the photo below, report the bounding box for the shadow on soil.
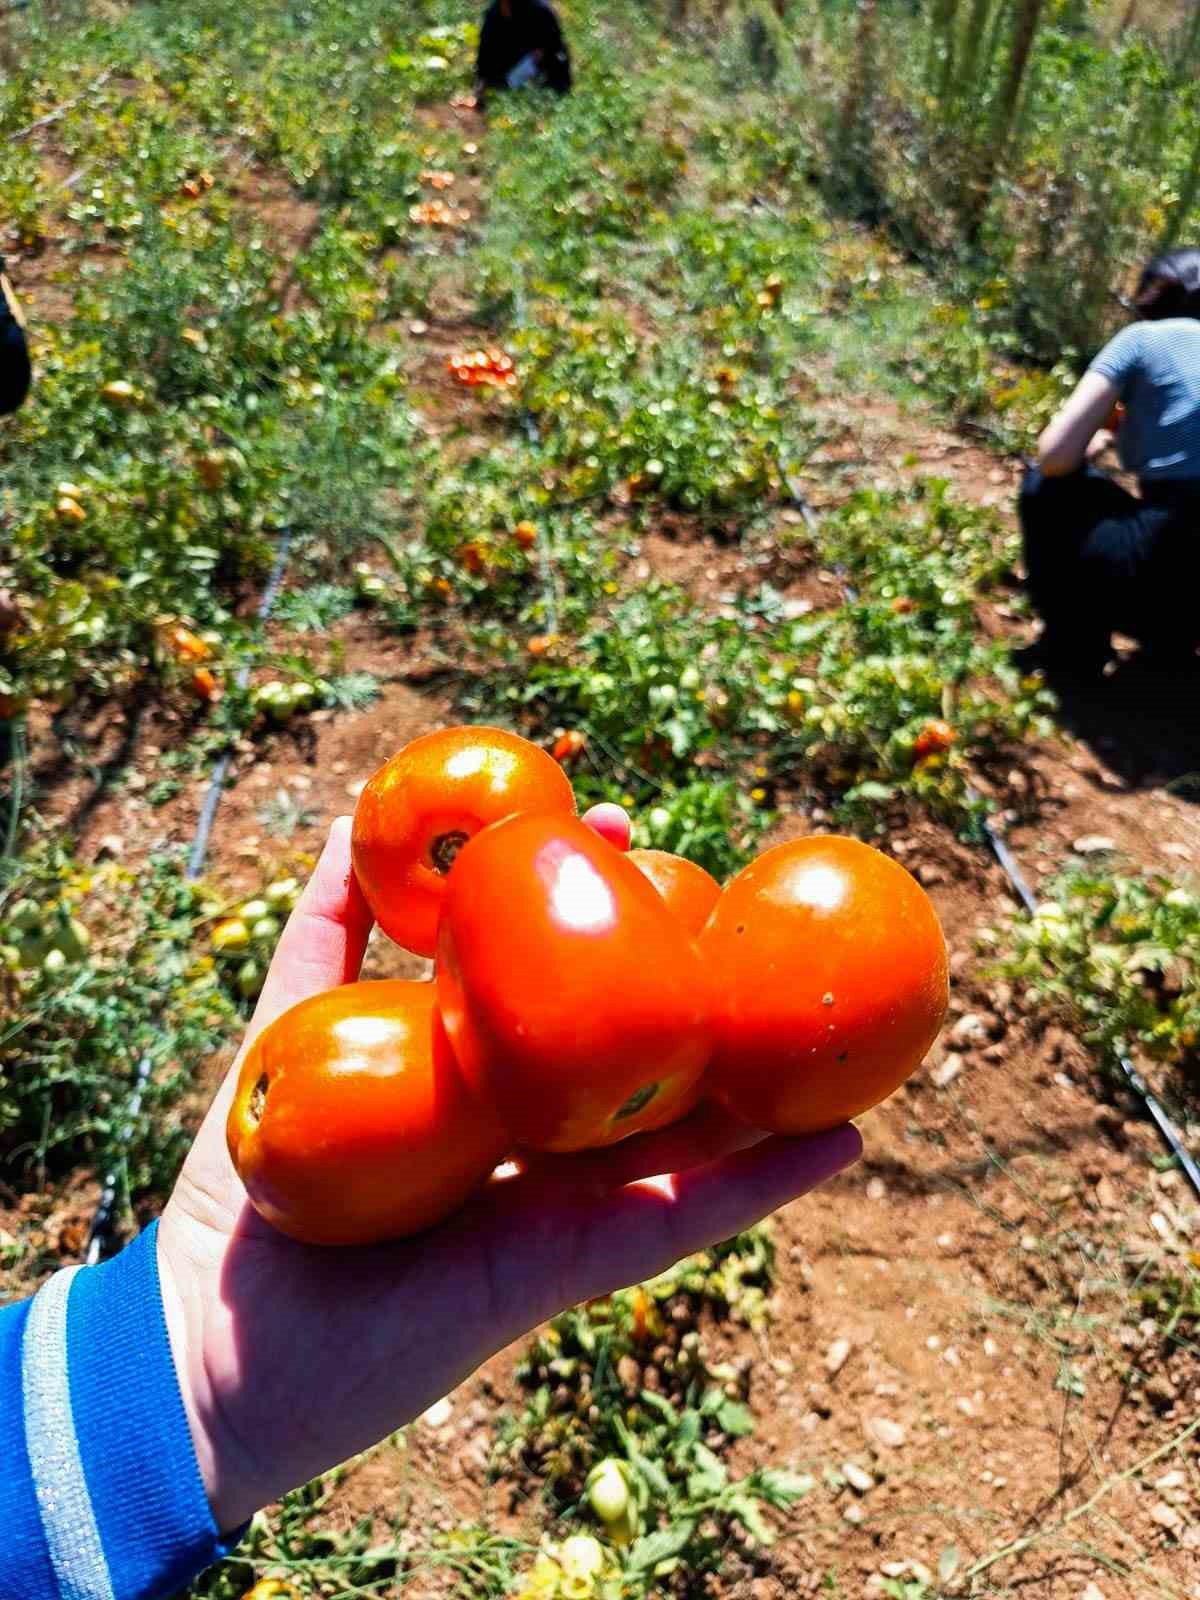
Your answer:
[1035,654,1200,799]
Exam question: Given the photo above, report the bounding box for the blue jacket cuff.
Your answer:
[0,1221,238,1600]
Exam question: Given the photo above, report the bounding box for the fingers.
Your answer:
[247,816,374,1043]
[581,801,630,852]
[517,1100,765,1196]
[561,1124,862,1310]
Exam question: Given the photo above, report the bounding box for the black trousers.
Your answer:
[1019,465,1200,660]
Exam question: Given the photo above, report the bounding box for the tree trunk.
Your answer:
[926,0,959,95]
[1116,0,1138,38]
[954,0,996,104]
[966,0,1046,242]
[836,0,879,180]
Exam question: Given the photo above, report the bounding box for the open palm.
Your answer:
[157,814,861,1532]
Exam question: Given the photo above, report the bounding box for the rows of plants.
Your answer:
[718,0,1200,367]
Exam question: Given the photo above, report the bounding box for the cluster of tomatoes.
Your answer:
[447,346,518,389]
[227,726,948,1247]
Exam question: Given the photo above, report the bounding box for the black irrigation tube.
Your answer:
[85,529,293,1265]
[781,476,1200,1203]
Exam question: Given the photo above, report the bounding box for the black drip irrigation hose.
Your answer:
[780,477,1200,1203]
[86,530,293,1265]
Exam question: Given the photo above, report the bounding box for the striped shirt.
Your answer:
[1089,317,1200,481]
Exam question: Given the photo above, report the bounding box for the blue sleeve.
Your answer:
[0,1222,242,1600]
[1088,321,1144,394]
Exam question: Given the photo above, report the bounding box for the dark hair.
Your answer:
[1134,247,1200,320]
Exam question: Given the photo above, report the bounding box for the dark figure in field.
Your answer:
[0,258,31,415]
[475,0,571,102]
[1020,248,1200,672]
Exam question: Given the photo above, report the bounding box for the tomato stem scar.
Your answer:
[430,829,470,874]
[614,1082,658,1121]
[249,1073,269,1122]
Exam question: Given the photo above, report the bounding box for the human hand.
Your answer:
[1085,427,1117,462]
[157,812,861,1533]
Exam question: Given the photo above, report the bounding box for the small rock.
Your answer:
[1145,1373,1178,1411]
[1165,843,1192,860]
[345,777,367,799]
[843,1462,874,1494]
[1072,834,1116,856]
[825,1338,852,1377]
[809,1383,834,1417]
[949,1013,989,1051]
[1080,1584,1106,1600]
[616,1355,641,1395]
[420,1396,452,1427]
[866,1416,906,1448]
[932,1053,963,1088]
[982,1043,1008,1064]
[916,862,945,887]
[1154,1469,1187,1494]
[866,1177,886,1201]
[956,1396,975,1416]
[842,1503,865,1524]
[95,833,125,859]
[1151,1501,1182,1531]
[983,1337,998,1357]
[1094,1177,1120,1210]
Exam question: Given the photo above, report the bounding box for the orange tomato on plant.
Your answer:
[912,719,956,760]
[628,848,720,937]
[699,836,948,1134]
[436,813,713,1152]
[552,729,587,764]
[227,981,507,1246]
[351,725,577,957]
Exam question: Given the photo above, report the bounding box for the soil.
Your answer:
[7,93,1200,1600]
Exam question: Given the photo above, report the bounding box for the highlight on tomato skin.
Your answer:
[226,979,509,1247]
[628,848,721,937]
[436,812,714,1154]
[699,834,949,1135]
[350,724,577,959]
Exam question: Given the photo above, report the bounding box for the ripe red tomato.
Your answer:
[912,719,956,760]
[552,729,587,764]
[437,814,713,1152]
[352,725,577,957]
[227,980,507,1246]
[628,848,720,937]
[699,835,948,1133]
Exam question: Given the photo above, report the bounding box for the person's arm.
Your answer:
[1,815,859,1598]
[0,1226,240,1600]
[1035,368,1121,478]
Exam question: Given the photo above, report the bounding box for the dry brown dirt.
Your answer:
[6,94,1200,1600]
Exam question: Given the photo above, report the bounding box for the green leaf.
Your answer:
[756,1469,816,1505]
[728,1494,775,1545]
[715,1398,755,1437]
[639,1389,679,1425]
[686,1443,727,1498]
[627,1520,696,1574]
